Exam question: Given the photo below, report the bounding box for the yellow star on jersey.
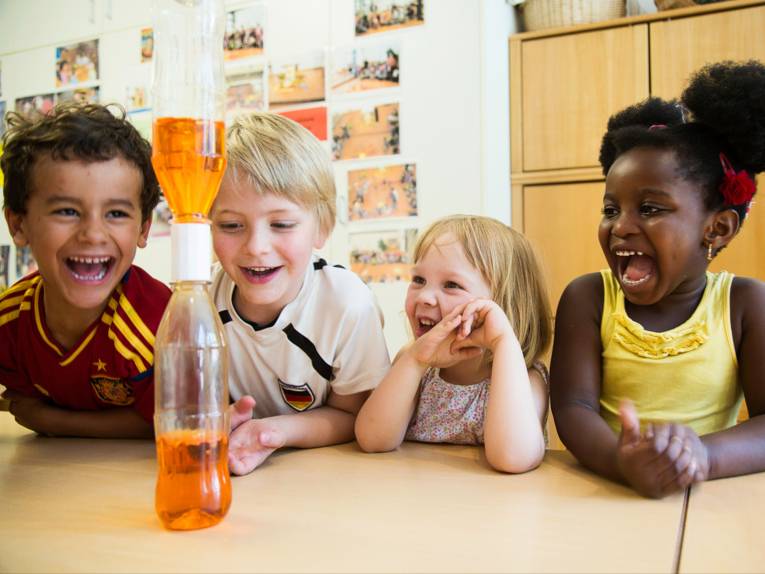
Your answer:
[93,359,107,372]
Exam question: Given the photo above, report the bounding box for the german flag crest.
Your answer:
[278,380,315,412]
[90,375,135,406]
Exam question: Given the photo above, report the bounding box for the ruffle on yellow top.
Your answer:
[612,313,709,359]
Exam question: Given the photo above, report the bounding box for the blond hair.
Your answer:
[413,215,552,367]
[226,111,336,236]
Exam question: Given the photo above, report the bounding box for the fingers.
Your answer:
[259,429,286,449]
[618,400,641,446]
[229,396,256,431]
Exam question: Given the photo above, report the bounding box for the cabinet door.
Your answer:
[651,6,765,281]
[520,25,649,172]
[524,181,606,314]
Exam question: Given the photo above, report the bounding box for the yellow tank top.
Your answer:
[600,269,742,436]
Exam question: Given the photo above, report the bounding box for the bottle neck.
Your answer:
[171,222,212,283]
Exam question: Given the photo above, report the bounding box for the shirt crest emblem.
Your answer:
[90,375,135,406]
[278,380,315,412]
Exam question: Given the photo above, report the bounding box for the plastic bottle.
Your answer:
[151,0,230,530]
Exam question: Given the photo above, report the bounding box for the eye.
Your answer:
[444,280,463,290]
[216,221,243,232]
[410,275,425,286]
[53,207,78,217]
[601,205,618,219]
[639,204,663,216]
[271,221,297,231]
[106,209,130,219]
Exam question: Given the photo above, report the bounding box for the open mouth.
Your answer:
[66,256,113,282]
[242,265,281,282]
[615,250,655,288]
[415,317,438,337]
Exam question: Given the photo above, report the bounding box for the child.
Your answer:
[210,112,390,475]
[550,61,765,498]
[0,102,170,438]
[355,215,552,473]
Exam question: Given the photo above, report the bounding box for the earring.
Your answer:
[707,243,714,262]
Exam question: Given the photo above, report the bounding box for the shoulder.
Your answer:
[311,258,379,312]
[557,272,605,318]
[118,266,172,327]
[730,275,765,329]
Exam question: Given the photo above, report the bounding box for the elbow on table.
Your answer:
[485,444,545,474]
[354,422,402,453]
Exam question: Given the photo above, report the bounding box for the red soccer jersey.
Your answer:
[0,266,171,421]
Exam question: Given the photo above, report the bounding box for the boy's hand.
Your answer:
[454,298,515,353]
[2,389,57,436]
[228,418,287,476]
[229,395,256,432]
[410,306,482,369]
[616,401,705,498]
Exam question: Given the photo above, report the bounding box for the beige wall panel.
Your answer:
[521,25,649,172]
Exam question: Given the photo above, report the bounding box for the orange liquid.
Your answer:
[155,430,232,530]
[152,117,226,223]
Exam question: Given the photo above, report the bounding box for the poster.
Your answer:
[15,93,55,121]
[55,39,99,87]
[331,42,400,95]
[355,0,424,37]
[347,162,417,221]
[141,28,154,63]
[225,4,265,61]
[57,87,100,104]
[269,51,325,109]
[331,101,399,161]
[349,228,416,284]
[278,106,327,141]
[225,66,266,125]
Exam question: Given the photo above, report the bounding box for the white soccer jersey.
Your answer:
[211,257,390,418]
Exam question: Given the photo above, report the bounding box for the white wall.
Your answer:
[0,0,516,355]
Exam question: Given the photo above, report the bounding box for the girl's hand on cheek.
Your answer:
[410,305,480,368]
[456,298,515,352]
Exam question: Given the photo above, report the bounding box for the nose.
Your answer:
[415,283,438,307]
[611,210,639,238]
[244,226,271,256]
[77,214,108,244]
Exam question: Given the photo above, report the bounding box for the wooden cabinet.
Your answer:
[510,0,765,316]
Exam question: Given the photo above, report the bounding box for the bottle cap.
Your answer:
[171,222,212,282]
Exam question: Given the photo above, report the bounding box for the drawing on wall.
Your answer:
[269,52,325,109]
[350,228,417,284]
[58,87,100,105]
[355,0,424,37]
[225,3,265,61]
[331,101,399,161]
[0,245,9,292]
[15,93,55,121]
[141,28,154,63]
[347,162,417,221]
[55,39,99,87]
[150,193,173,238]
[225,66,266,125]
[125,85,149,111]
[331,42,400,95]
[16,245,37,278]
[278,106,327,141]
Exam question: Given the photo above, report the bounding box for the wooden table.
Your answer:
[0,414,687,573]
[679,473,765,573]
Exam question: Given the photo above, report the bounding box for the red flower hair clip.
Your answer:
[719,153,756,206]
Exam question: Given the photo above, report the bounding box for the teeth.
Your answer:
[420,318,435,326]
[247,267,273,272]
[615,250,644,257]
[622,274,652,287]
[70,256,111,264]
[72,268,108,282]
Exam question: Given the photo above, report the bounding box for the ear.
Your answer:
[704,209,739,254]
[137,217,152,249]
[313,226,328,250]
[4,208,29,248]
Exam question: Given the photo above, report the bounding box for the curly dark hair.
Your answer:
[1,102,159,222]
[599,60,765,224]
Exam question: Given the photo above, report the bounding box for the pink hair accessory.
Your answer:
[719,152,756,206]
[648,124,667,130]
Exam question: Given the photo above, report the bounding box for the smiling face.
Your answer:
[405,232,492,338]
[5,154,149,330]
[598,147,717,306]
[211,171,327,325]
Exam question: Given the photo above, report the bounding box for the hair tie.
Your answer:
[719,152,756,206]
[648,124,666,130]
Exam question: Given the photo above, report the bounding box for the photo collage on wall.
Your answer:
[343,0,423,285]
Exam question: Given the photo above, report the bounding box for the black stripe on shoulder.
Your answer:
[313,258,328,270]
[283,323,334,381]
[219,309,233,325]
[333,264,346,270]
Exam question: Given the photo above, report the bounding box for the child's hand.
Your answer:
[454,298,515,353]
[228,395,256,432]
[616,401,705,498]
[409,306,482,368]
[2,389,57,436]
[228,418,287,476]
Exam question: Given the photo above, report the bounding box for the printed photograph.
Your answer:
[355,0,424,37]
[278,106,327,141]
[332,42,400,95]
[347,162,417,221]
[15,93,55,121]
[350,228,417,284]
[16,245,37,278]
[55,39,99,87]
[269,51,325,109]
[225,66,266,125]
[331,101,399,161]
[150,193,173,238]
[225,3,265,61]
[0,245,9,292]
[141,28,154,63]
[57,87,100,105]
[125,85,149,111]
